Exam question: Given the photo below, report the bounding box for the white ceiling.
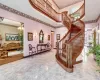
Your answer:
[0,18,21,27]
[85,0,100,21]
[53,0,83,9]
[0,0,62,28]
[0,0,98,27]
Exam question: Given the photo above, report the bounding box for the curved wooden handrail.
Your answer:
[44,0,60,14]
[70,3,85,15]
[59,11,72,42]
[29,0,85,73]
[69,3,85,22]
[68,20,84,43]
[59,28,71,42]
[57,2,85,73]
[29,0,84,23]
[59,3,84,43]
[29,0,62,22]
[68,30,82,43]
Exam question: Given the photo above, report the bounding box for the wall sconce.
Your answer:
[97,30,100,33]
[51,31,54,33]
[18,23,24,31]
[34,31,37,37]
[18,27,24,30]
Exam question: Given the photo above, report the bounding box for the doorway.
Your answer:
[51,31,54,48]
[0,17,24,65]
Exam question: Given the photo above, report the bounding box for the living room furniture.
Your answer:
[2,43,22,51]
[37,43,51,53]
[29,44,36,55]
[0,48,8,58]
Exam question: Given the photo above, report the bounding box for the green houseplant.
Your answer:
[87,44,100,72]
[87,30,100,72]
[18,33,23,46]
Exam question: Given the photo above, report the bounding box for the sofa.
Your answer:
[2,43,22,51]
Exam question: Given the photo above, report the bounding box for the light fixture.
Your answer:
[0,17,4,22]
[51,31,54,33]
[18,23,24,30]
[18,27,24,30]
[97,30,100,33]
[34,31,37,37]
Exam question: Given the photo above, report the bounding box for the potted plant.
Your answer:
[87,44,100,72]
[87,44,99,59]
[96,48,100,72]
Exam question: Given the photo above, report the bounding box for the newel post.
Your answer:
[66,43,73,68]
[56,41,59,55]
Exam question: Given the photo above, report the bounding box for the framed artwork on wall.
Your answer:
[48,35,50,41]
[56,34,60,40]
[28,32,33,41]
[5,33,19,41]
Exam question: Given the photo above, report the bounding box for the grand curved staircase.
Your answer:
[29,0,85,73]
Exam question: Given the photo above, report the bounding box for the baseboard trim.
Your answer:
[24,50,51,58]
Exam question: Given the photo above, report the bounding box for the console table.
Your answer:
[37,43,51,53]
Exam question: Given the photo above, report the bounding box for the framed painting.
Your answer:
[48,35,50,41]
[5,33,19,41]
[28,32,33,41]
[56,34,60,40]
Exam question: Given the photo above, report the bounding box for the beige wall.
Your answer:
[0,24,20,45]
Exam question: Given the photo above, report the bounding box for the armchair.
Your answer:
[29,44,36,55]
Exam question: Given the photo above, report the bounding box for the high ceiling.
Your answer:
[0,0,62,28]
[53,0,83,9]
[0,0,99,28]
[85,0,100,21]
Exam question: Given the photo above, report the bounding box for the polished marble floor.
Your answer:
[8,50,23,56]
[0,50,100,80]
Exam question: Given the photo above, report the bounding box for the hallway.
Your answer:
[0,50,100,80]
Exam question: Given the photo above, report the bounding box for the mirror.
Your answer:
[0,17,24,64]
[39,30,44,43]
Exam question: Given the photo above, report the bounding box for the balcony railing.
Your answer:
[29,0,62,22]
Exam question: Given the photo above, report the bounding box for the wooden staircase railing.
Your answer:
[29,0,85,73]
[29,0,62,22]
[56,3,85,73]
[69,3,85,22]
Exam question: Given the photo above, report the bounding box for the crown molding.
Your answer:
[96,14,100,22]
[0,3,57,28]
[84,20,97,24]
[85,14,100,24]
